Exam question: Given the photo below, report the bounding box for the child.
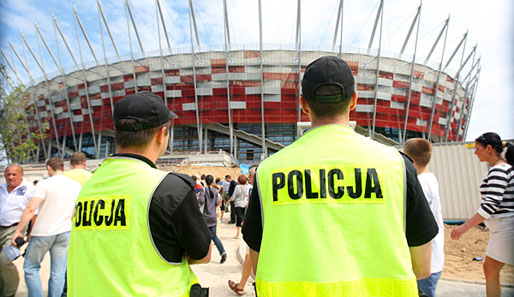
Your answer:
[403,138,444,297]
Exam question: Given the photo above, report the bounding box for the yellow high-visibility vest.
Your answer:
[68,156,198,297]
[255,124,418,297]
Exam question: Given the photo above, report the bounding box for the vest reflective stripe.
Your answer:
[255,125,417,297]
[68,157,198,297]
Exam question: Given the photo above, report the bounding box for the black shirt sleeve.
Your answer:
[228,180,237,197]
[242,174,263,252]
[402,153,439,247]
[243,156,439,251]
[148,173,211,263]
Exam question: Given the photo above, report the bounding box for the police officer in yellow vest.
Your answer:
[242,56,439,297]
[68,92,212,296]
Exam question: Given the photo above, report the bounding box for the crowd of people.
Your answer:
[0,56,512,297]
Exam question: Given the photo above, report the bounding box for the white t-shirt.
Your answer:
[233,184,252,208]
[30,174,82,236]
[418,172,444,273]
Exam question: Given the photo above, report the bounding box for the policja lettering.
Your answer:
[271,165,384,205]
[74,195,130,230]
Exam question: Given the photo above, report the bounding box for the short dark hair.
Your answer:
[70,152,87,166]
[47,158,64,171]
[304,85,353,119]
[115,120,170,148]
[225,175,231,179]
[403,138,432,167]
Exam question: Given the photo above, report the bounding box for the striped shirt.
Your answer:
[477,164,514,219]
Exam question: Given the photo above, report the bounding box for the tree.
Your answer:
[0,65,46,164]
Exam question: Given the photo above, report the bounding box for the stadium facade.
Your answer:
[1,0,481,163]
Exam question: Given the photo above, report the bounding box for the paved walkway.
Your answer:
[13,221,514,296]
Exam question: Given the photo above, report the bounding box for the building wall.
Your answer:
[428,142,489,221]
[25,49,471,160]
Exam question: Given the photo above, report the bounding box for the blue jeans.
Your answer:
[417,271,442,297]
[208,225,226,256]
[23,231,70,297]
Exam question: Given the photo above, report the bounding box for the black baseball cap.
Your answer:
[114,92,178,131]
[302,56,355,102]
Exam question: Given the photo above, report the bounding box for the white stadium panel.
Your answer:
[390,101,405,110]
[165,90,182,98]
[229,101,246,109]
[151,85,164,92]
[57,112,70,120]
[164,76,180,84]
[182,103,196,111]
[196,87,213,96]
[356,105,374,113]
[72,115,83,122]
[416,119,428,127]
[377,91,392,101]
[91,99,103,107]
[264,94,281,102]
[377,78,393,87]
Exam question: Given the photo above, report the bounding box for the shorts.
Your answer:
[235,207,245,227]
[220,199,225,211]
[485,215,514,265]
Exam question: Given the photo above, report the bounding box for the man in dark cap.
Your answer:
[242,56,438,297]
[68,92,212,296]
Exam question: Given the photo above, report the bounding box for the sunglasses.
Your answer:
[476,134,487,144]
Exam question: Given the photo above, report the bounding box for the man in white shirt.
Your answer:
[0,164,35,297]
[12,158,81,297]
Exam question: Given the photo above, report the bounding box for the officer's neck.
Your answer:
[310,113,351,129]
[115,147,160,164]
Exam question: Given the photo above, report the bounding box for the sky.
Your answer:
[0,0,512,141]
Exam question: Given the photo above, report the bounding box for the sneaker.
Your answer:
[220,252,227,264]
[228,221,235,224]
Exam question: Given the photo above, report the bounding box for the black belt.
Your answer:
[0,223,18,229]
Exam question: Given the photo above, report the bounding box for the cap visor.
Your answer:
[169,111,179,119]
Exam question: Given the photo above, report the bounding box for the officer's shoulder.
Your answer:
[162,172,196,190]
[356,133,398,153]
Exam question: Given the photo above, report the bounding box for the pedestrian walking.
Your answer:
[12,158,81,297]
[198,175,227,264]
[451,132,514,297]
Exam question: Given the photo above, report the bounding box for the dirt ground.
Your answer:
[443,224,514,284]
[159,165,242,180]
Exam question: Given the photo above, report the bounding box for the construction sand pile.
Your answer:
[443,224,514,284]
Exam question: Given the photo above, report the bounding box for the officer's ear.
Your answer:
[348,91,358,111]
[299,96,310,116]
[155,126,168,145]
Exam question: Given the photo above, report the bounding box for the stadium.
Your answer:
[0,0,481,163]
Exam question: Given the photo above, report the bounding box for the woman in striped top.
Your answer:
[451,132,514,297]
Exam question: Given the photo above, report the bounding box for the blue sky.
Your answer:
[1,0,513,141]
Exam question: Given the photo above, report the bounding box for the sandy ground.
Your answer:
[443,224,514,284]
[159,165,242,181]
